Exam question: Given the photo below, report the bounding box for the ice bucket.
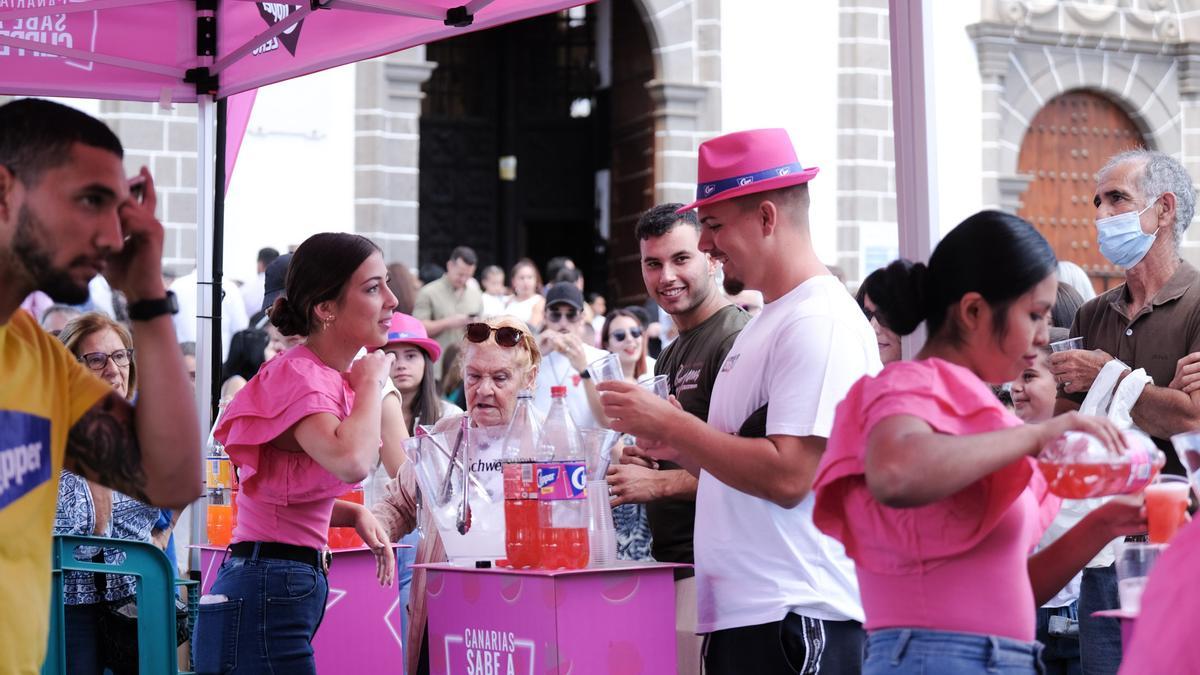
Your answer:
[404,426,506,564]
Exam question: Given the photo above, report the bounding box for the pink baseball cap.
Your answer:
[677,128,819,213]
[380,312,442,362]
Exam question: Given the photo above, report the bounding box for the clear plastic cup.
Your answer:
[639,374,670,399]
[586,480,618,568]
[587,353,624,383]
[1050,337,1085,353]
[1171,430,1200,501]
[1114,542,1166,613]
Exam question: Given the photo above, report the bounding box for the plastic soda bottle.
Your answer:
[536,386,589,569]
[1037,429,1164,499]
[501,390,543,568]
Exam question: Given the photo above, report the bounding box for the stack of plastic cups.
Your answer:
[580,428,621,567]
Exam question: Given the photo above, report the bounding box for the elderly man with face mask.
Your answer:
[1051,149,1200,675]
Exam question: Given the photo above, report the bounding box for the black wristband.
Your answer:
[127,291,179,321]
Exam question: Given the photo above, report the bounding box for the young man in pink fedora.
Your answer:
[599,128,882,674]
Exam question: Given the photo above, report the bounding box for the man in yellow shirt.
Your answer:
[0,98,203,673]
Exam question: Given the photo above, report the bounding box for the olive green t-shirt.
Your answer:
[1062,261,1200,475]
[650,304,749,577]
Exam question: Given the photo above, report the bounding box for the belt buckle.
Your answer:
[320,547,332,574]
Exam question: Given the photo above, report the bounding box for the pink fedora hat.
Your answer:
[677,128,819,213]
[379,312,442,362]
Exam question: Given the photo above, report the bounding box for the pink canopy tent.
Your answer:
[0,0,589,102]
[0,0,594,433]
[0,0,596,584]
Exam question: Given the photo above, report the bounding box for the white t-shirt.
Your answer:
[480,293,510,319]
[697,275,882,632]
[532,344,609,429]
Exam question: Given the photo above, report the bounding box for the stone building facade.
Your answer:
[836,0,1200,284]
[969,0,1200,270]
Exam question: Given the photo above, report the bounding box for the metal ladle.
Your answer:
[455,421,472,535]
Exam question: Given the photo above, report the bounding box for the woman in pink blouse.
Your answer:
[813,211,1145,674]
[192,233,399,675]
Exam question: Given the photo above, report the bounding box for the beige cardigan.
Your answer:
[371,413,478,675]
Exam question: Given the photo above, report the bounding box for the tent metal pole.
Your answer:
[189,94,219,572]
[889,0,939,358]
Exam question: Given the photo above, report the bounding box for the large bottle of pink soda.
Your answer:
[1038,429,1164,499]
[536,386,589,569]
[501,390,543,568]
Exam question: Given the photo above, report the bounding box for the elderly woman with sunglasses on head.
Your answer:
[53,312,165,675]
[372,315,541,675]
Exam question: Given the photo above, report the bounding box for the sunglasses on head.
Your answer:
[465,322,525,348]
[610,327,642,343]
[547,308,580,323]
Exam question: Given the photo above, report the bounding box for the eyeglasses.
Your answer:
[465,322,525,348]
[78,349,134,371]
[546,309,580,323]
[610,327,643,343]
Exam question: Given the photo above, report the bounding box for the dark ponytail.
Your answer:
[919,210,1056,339]
[856,258,927,336]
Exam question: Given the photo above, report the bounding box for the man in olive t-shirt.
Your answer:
[607,203,747,674]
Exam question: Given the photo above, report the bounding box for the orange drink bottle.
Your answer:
[1146,477,1190,544]
[206,488,232,546]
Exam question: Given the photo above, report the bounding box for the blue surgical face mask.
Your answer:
[1095,198,1159,269]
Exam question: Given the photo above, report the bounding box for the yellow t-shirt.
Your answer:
[0,310,110,674]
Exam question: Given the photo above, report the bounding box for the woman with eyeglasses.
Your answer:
[191,233,399,675]
[855,260,914,365]
[53,312,163,675]
[600,309,656,562]
[372,315,542,675]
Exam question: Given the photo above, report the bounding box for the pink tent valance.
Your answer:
[0,0,590,102]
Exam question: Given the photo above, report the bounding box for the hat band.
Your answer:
[695,162,805,201]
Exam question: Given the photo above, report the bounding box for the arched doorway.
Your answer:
[1017,90,1148,293]
[417,0,656,300]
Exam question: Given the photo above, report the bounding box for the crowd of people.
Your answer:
[7,92,1200,675]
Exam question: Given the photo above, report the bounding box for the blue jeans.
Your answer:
[864,629,1044,674]
[1077,565,1121,675]
[191,554,328,674]
[396,530,420,651]
[64,604,103,675]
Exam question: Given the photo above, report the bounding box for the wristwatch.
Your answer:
[578,368,591,380]
[128,291,179,322]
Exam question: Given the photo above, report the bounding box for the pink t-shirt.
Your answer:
[1120,519,1200,672]
[214,345,355,549]
[813,358,1059,642]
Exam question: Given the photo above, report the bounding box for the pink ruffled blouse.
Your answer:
[214,345,356,549]
[813,358,1059,642]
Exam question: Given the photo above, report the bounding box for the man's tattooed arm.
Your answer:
[64,392,151,503]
